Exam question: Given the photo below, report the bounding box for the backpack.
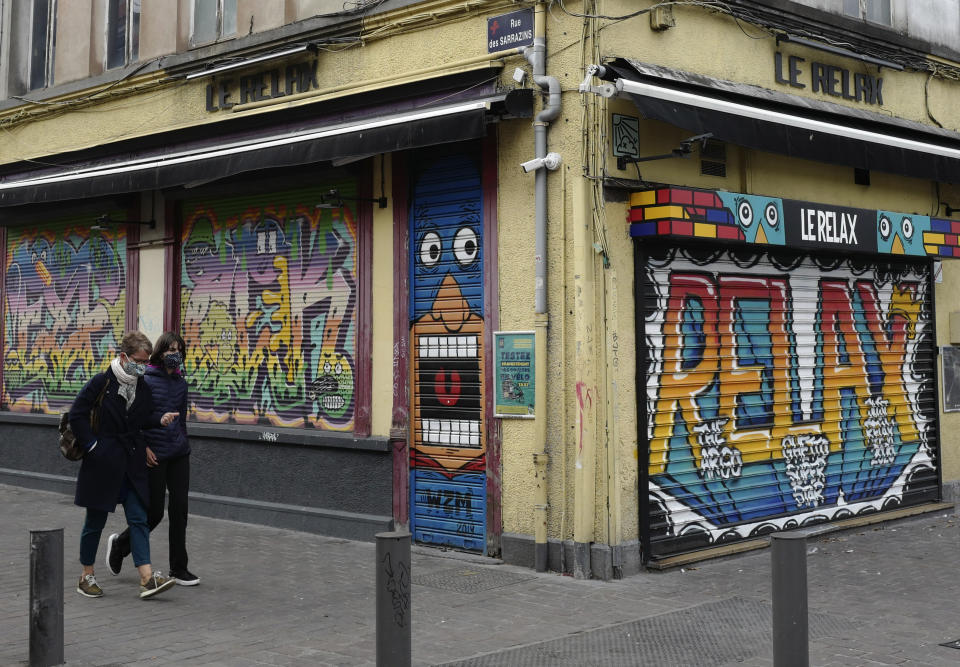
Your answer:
[58,378,109,461]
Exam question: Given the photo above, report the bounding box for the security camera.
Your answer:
[520,152,562,174]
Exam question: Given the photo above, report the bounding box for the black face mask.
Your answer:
[163,353,182,369]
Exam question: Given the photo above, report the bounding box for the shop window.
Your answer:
[192,0,237,46]
[6,0,57,94]
[2,217,128,413]
[106,0,140,70]
[178,184,361,432]
[842,0,892,25]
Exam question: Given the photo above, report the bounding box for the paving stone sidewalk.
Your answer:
[2,483,960,666]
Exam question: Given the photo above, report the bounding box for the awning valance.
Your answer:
[600,59,960,184]
[0,98,494,207]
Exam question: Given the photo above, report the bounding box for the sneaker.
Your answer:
[170,569,200,586]
[139,572,176,599]
[77,573,103,598]
[105,533,122,576]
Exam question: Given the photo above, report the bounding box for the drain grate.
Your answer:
[434,596,855,666]
[413,567,537,593]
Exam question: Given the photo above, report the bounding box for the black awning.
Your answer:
[0,101,490,207]
[605,59,960,184]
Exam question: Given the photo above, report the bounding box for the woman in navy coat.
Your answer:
[70,331,179,599]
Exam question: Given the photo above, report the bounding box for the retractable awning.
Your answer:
[0,98,495,207]
[598,58,960,184]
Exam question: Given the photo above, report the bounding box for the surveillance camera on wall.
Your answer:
[520,152,562,174]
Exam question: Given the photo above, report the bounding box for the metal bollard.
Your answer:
[29,529,64,667]
[771,531,808,667]
[376,531,411,667]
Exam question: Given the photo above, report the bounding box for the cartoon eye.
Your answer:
[764,203,779,229]
[257,231,266,254]
[323,361,331,374]
[737,200,753,228]
[453,226,479,266]
[31,252,37,263]
[268,230,277,254]
[901,217,914,240]
[879,216,891,240]
[419,231,442,267]
[334,362,342,375]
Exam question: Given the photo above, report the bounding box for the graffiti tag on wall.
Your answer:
[3,223,126,412]
[645,248,935,556]
[180,188,357,430]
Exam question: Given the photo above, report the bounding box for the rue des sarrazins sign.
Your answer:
[204,59,320,111]
[774,52,884,105]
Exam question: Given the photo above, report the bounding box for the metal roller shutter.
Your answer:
[640,243,938,559]
[3,216,127,413]
[409,152,487,552]
[179,184,358,430]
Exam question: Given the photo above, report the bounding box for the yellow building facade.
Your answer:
[1,0,958,578]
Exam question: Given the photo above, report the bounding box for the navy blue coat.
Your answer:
[70,368,163,512]
[141,365,190,460]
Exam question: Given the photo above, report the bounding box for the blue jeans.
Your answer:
[79,490,150,567]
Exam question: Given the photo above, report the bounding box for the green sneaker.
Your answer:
[139,572,175,599]
[77,573,103,598]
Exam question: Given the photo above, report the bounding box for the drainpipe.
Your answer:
[524,4,561,574]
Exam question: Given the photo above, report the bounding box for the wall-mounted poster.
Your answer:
[494,331,535,418]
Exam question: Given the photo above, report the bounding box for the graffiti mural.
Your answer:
[643,246,936,557]
[409,153,486,552]
[180,186,357,430]
[630,186,960,259]
[3,221,126,412]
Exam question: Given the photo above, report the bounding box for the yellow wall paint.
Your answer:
[371,154,394,438]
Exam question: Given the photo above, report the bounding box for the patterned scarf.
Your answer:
[110,357,138,409]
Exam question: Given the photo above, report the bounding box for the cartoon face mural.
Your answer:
[3,222,126,412]
[643,246,936,557]
[409,153,487,553]
[180,188,357,430]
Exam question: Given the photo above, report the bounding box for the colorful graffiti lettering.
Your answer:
[409,153,487,552]
[3,223,126,412]
[180,188,357,430]
[645,248,935,556]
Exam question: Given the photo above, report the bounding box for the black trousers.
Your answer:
[117,453,190,573]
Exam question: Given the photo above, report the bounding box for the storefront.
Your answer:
[632,187,941,561]
[0,57,509,547]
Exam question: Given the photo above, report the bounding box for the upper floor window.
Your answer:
[9,0,58,92]
[192,0,237,46]
[842,0,892,25]
[106,0,141,70]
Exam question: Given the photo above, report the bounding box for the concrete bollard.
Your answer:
[376,531,411,667]
[29,528,64,667]
[771,531,808,667]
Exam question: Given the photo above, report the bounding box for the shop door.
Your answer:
[640,243,939,560]
[409,152,486,552]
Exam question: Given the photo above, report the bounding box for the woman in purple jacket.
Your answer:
[106,331,199,586]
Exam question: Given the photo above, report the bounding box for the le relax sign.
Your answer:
[774,52,884,105]
[204,58,320,111]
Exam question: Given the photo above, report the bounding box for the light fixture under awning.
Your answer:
[0,99,493,207]
[597,59,960,184]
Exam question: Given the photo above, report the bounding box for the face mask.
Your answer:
[123,356,146,377]
[163,353,182,369]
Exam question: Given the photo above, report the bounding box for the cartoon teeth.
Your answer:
[418,335,478,358]
[422,418,481,446]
